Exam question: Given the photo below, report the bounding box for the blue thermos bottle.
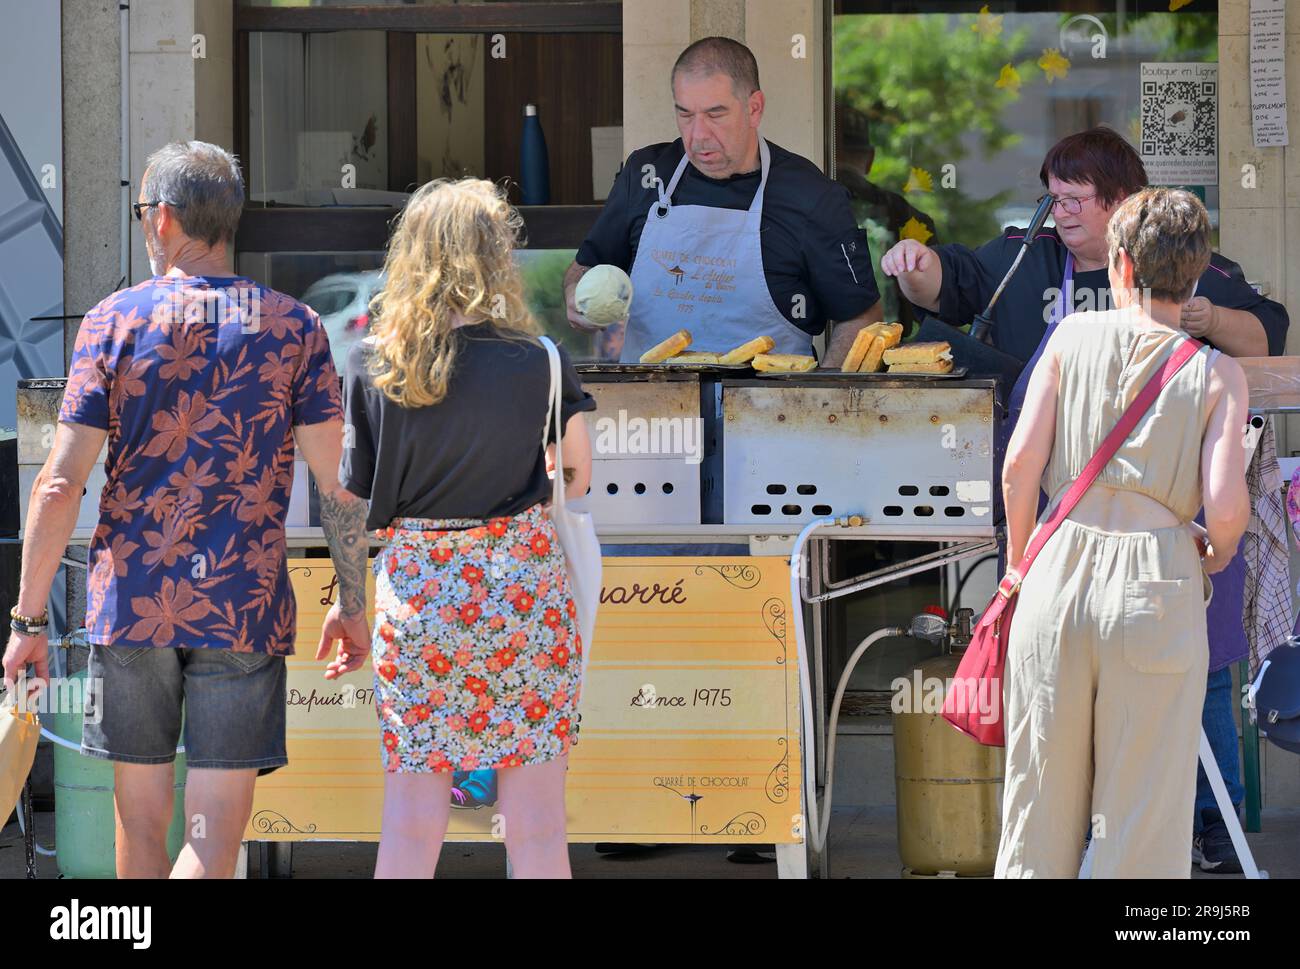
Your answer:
[520,103,550,205]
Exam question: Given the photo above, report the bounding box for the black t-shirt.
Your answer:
[341,325,597,531]
[934,226,1290,362]
[576,138,881,336]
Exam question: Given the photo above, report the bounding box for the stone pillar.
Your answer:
[195,1,235,149]
[1218,0,1297,450]
[623,0,823,166]
[59,0,125,673]
[128,0,234,284]
[623,0,693,155]
[744,0,823,168]
[62,0,125,370]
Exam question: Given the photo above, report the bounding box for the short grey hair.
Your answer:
[142,141,245,247]
[672,37,760,100]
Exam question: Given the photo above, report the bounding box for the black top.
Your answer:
[935,226,1290,362]
[340,325,597,531]
[576,138,881,336]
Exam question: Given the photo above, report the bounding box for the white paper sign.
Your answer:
[591,126,624,201]
[1140,62,1218,185]
[1250,0,1288,148]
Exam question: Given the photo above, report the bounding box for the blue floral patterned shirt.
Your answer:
[59,274,343,653]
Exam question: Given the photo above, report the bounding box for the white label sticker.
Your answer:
[956,480,993,503]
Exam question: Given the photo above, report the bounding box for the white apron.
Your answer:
[620,138,813,363]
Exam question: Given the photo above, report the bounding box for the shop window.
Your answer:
[247,31,394,205]
[236,247,602,368]
[830,1,1220,328]
[235,251,386,369]
[826,1,1221,703]
[243,29,621,207]
[233,2,623,362]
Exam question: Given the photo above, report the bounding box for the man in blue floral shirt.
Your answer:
[3,142,373,877]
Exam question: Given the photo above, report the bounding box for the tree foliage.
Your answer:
[834,12,1036,246]
[834,9,1220,248]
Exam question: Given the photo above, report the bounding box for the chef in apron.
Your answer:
[883,126,1289,873]
[565,36,882,368]
[620,138,812,362]
[561,35,883,864]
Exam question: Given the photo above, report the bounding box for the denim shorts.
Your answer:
[82,644,288,776]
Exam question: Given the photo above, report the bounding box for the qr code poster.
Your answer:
[1140,62,1218,186]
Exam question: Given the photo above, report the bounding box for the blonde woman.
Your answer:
[340,178,595,878]
[998,188,1251,877]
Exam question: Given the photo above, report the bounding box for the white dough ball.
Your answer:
[574,264,634,327]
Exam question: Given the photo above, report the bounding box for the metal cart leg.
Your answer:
[1199,728,1264,878]
[807,538,828,880]
[266,840,293,878]
[1239,659,1262,833]
[775,842,807,879]
[809,539,828,793]
[22,778,35,879]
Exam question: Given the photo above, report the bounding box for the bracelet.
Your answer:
[9,606,48,634]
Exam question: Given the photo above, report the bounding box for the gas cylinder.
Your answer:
[892,609,1004,877]
[46,666,189,877]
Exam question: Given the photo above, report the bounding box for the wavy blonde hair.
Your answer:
[367,178,539,408]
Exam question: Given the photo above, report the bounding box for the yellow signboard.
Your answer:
[247,557,802,844]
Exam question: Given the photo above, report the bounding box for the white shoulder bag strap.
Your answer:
[540,336,567,511]
[538,337,601,684]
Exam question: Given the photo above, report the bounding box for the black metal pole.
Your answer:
[22,778,35,879]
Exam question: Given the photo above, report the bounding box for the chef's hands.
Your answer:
[1181,296,1218,339]
[564,261,623,334]
[880,239,936,277]
[566,296,607,334]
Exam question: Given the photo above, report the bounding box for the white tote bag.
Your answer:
[539,337,602,682]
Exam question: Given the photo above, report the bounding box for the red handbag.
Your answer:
[942,336,1204,746]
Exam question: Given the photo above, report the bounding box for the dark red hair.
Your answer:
[1039,126,1148,207]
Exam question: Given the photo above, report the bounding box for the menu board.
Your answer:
[1250,0,1288,148]
[245,557,804,845]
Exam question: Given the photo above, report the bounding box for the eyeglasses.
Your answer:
[132,200,184,221]
[1037,193,1098,216]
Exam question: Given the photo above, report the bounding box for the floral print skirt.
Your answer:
[371,503,584,773]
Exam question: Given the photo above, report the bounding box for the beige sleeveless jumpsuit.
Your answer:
[995,311,1218,879]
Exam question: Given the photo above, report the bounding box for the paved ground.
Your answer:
[6,806,1298,879]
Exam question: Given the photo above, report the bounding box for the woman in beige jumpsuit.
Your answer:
[996,188,1252,878]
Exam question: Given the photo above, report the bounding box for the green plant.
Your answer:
[834,12,1034,246]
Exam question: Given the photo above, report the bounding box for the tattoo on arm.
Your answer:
[563,467,574,485]
[319,487,369,618]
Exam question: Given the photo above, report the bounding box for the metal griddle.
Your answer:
[575,362,751,376]
[576,362,968,381]
[750,367,969,382]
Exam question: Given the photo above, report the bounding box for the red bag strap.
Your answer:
[991,336,1204,609]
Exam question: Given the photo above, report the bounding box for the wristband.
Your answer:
[9,606,48,635]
